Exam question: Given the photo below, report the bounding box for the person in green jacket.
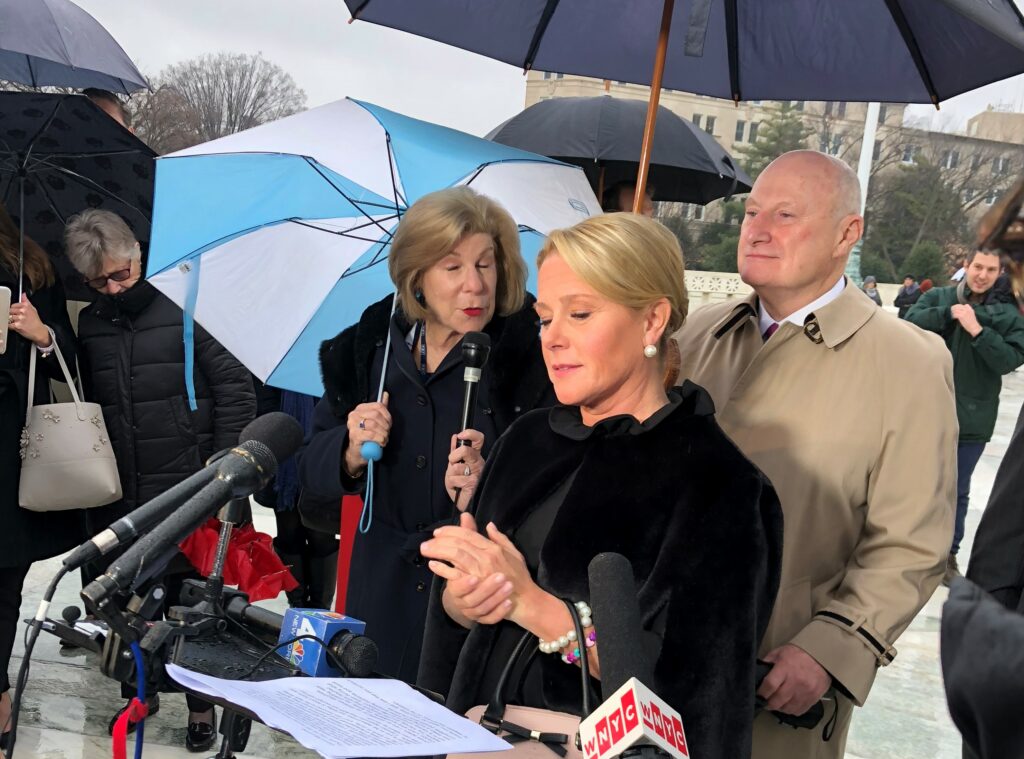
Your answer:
[906,249,1024,583]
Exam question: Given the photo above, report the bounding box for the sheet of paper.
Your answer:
[166,663,510,758]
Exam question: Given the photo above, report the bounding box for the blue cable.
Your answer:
[129,641,146,759]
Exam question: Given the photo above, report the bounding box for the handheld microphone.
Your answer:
[81,413,303,608]
[456,331,491,447]
[581,553,688,759]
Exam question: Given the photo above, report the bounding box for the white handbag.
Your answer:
[18,328,122,511]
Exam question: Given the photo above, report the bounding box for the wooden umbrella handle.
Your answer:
[635,0,675,213]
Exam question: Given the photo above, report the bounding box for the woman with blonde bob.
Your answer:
[419,213,783,759]
[299,187,555,683]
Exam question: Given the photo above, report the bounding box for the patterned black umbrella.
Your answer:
[0,91,156,301]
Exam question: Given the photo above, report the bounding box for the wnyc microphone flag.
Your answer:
[579,677,689,759]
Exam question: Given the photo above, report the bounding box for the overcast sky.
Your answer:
[76,0,1024,138]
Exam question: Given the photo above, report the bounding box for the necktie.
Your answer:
[763,322,779,342]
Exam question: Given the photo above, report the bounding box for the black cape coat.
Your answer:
[966,400,1024,611]
[0,265,85,567]
[417,382,783,759]
[298,294,555,683]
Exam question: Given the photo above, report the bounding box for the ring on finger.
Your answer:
[463,465,471,477]
[358,418,366,430]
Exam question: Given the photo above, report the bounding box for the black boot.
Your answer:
[307,551,339,610]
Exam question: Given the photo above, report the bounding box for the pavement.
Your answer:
[10,372,1024,759]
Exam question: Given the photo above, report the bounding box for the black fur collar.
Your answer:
[318,294,551,427]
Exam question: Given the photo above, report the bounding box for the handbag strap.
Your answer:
[482,598,593,726]
[25,327,83,426]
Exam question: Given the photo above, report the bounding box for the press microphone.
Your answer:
[63,466,218,572]
[81,413,303,607]
[220,595,379,678]
[456,331,491,447]
[581,553,689,759]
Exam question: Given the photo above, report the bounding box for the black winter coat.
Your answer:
[298,294,554,683]
[0,266,85,567]
[76,281,256,520]
[418,383,783,759]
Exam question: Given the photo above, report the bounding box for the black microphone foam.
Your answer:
[62,606,81,625]
[238,411,304,471]
[461,332,491,370]
[588,552,654,701]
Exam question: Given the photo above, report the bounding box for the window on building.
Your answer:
[792,101,805,111]
[829,134,844,156]
[837,102,847,118]
[986,189,998,205]
[749,100,762,105]
[873,139,882,161]
[972,154,982,171]
[964,188,976,202]
[543,72,552,80]
[617,80,629,85]
[824,102,833,117]
[819,134,829,153]
[692,113,703,129]
[735,120,746,142]
[704,115,716,135]
[748,122,759,142]
[994,156,1010,174]
[901,144,918,164]
[878,105,888,124]
[556,72,564,79]
[941,150,960,169]
[687,204,704,221]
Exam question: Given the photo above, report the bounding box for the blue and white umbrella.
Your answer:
[146,98,600,398]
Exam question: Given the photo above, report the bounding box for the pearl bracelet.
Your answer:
[538,601,594,657]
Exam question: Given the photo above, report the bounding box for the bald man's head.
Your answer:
[762,150,862,221]
[738,150,865,317]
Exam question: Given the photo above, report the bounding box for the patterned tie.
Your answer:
[763,322,779,342]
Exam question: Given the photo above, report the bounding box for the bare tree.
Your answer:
[158,52,306,143]
[126,84,202,155]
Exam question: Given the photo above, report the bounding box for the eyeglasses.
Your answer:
[84,266,133,290]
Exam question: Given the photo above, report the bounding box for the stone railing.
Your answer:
[686,272,902,313]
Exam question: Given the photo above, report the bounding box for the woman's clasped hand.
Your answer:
[422,512,540,626]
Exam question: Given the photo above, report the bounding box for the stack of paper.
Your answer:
[167,663,510,759]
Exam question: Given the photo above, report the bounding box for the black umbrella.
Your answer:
[0,92,156,301]
[487,96,751,205]
[346,0,1024,209]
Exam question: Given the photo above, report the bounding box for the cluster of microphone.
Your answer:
[58,334,687,759]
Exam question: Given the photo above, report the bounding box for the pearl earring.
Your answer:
[643,344,658,358]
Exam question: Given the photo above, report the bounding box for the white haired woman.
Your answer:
[64,209,256,751]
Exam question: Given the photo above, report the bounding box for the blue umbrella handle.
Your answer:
[360,441,383,462]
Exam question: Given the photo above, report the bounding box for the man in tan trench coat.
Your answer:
[675,151,957,758]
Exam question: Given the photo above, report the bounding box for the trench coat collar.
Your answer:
[712,280,877,350]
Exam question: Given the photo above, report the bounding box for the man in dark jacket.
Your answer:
[906,249,1024,583]
[893,274,921,318]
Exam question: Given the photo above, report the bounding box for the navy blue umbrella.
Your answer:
[346,0,1024,206]
[346,0,1024,104]
[0,0,148,94]
[487,96,751,205]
